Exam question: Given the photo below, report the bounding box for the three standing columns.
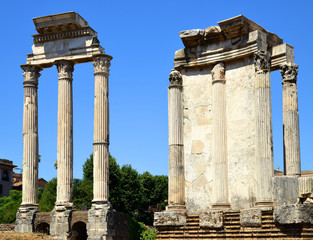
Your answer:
[15,65,41,233]
[281,63,301,176]
[55,60,74,207]
[92,55,111,204]
[167,69,186,212]
[211,62,230,209]
[254,51,274,207]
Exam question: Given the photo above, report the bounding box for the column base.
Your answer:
[211,202,230,209]
[255,200,273,208]
[166,204,186,212]
[87,202,115,240]
[154,205,187,227]
[15,204,38,233]
[50,203,74,240]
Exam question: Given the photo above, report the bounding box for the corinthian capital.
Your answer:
[93,55,111,75]
[280,63,298,83]
[21,64,42,87]
[55,60,74,79]
[169,69,182,86]
[254,51,271,73]
[211,62,225,83]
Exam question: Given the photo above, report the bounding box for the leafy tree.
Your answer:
[0,190,22,223]
[39,178,57,212]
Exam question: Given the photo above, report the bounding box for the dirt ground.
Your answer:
[0,231,52,240]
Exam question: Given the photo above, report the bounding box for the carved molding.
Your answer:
[169,69,182,86]
[21,65,41,87]
[56,60,74,79]
[211,62,225,83]
[281,63,298,83]
[254,51,271,73]
[93,55,111,75]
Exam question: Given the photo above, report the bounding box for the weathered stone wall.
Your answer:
[183,56,257,213]
[0,224,15,231]
[156,210,313,239]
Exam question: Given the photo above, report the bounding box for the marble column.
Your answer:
[254,51,274,207]
[87,54,115,240]
[211,62,230,209]
[15,64,41,233]
[281,63,301,176]
[167,69,185,212]
[92,55,111,204]
[56,60,74,207]
[50,60,74,240]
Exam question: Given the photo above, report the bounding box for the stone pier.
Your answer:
[15,65,41,233]
[50,60,75,240]
[87,55,115,240]
[211,62,230,209]
[254,50,274,207]
[281,63,301,176]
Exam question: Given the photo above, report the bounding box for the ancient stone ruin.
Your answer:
[154,15,313,239]
[14,12,126,240]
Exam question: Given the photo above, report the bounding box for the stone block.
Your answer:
[191,140,204,154]
[15,207,37,233]
[50,207,73,240]
[154,211,187,226]
[274,204,313,224]
[199,210,223,228]
[272,176,298,206]
[299,177,313,198]
[87,204,115,240]
[240,208,261,227]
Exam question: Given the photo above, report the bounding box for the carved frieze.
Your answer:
[254,51,271,73]
[280,63,298,83]
[56,60,74,79]
[93,55,111,75]
[169,69,182,86]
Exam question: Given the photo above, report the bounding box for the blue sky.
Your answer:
[0,1,312,181]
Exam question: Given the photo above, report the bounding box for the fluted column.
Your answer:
[211,62,230,209]
[21,65,41,206]
[281,63,301,176]
[56,60,74,206]
[254,51,273,207]
[92,55,111,203]
[167,69,185,212]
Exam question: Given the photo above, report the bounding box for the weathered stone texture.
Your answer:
[199,210,223,228]
[274,204,313,224]
[240,208,262,227]
[273,176,298,206]
[154,211,187,226]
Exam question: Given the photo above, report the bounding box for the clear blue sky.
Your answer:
[0,1,312,181]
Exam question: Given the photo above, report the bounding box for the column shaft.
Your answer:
[56,60,74,205]
[254,51,273,206]
[281,64,301,176]
[168,70,185,211]
[21,65,41,206]
[211,63,230,209]
[92,55,111,203]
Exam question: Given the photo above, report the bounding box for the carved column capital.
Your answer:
[211,62,225,83]
[21,65,42,87]
[280,63,298,84]
[93,55,111,75]
[55,60,74,79]
[254,51,271,74]
[169,69,182,87]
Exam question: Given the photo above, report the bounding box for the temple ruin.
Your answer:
[154,15,313,239]
[14,12,126,240]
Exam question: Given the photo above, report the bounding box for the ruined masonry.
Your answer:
[154,15,313,239]
[14,12,129,240]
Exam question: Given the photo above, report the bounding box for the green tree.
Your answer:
[0,190,22,223]
[39,178,57,212]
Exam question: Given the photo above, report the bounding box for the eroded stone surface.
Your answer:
[273,176,298,206]
[154,212,187,226]
[274,204,313,224]
[199,210,223,228]
[240,209,261,227]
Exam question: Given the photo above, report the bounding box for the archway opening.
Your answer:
[71,221,87,240]
[35,222,50,234]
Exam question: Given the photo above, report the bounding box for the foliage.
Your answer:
[139,223,157,240]
[39,178,57,212]
[0,190,22,223]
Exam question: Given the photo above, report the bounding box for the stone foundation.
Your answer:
[15,205,38,233]
[155,209,313,239]
[50,206,73,240]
